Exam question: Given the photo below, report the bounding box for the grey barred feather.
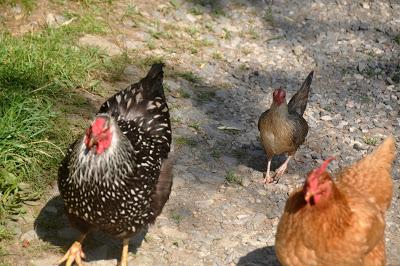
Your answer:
[58,64,173,238]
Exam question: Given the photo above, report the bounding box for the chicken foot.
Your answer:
[58,233,87,266]
[273,155,292,179]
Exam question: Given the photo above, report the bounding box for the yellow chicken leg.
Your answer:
[58,233,86,266]
[119,238,130,266]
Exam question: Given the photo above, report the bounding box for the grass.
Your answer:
[173,71,202,83]
[211,149,221,159]
[225,171,242,185]
[175,136,197,147]
[362,135,378,146]
[212,51,223,60]
[188,122,200,131]
[0,9,123,238]
[103,53,132,81]
[196,91,215,102]
[394,34,400,45]
[263,5,274,25]
[170,212,183,224]
[248,28,260,40]
[0,0,35,10]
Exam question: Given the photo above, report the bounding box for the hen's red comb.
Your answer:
[310,157,335,179]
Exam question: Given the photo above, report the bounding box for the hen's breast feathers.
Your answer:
[258,109,307,155]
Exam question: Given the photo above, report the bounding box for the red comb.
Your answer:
[310,157,335,179]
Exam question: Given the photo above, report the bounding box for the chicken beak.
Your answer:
[88,137,98,149]
[305,191,313,203]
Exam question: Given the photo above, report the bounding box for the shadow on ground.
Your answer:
[34,196,147,264]
[237,246,281,266]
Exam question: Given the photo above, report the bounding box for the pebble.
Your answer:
[20,230,38,242]
[320,115,332,121]
[195,200,214,209]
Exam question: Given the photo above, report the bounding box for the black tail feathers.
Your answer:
[141,63,166,100]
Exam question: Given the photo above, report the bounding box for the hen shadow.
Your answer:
[34,195,147,263]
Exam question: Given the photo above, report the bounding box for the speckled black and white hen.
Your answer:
[58,64,173,266]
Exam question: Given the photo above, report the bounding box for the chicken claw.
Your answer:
[58,240,86,266]
[260,172,274,184]
[258,159,274,184]
[273,156,292,179]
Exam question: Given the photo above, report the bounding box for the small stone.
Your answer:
[241,177,251,187]
[357,62,366,72]
[30,254,60,266]
[293,45,303,56]
[336,120,349,129]
[320,115,332,121]
[349,126,357,133]
[195,199,214,209]
[237,214,250,220]
[386,77,395,85]
[257,189,267,196]
[12,5,22,14]
[359,22,369,30]
[354,73,364,80]
[46,13,57,27]
[160,227,188,240]
[20,230,38,242]
[253,214,267,229]
[353,142,366,151]
[361,2,370,9]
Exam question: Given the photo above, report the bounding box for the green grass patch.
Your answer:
[196,90,215,102]
[0,14,114,236]
[176,89,190,99]
[225,171,242,185]
[394,34,400,45]
[104,53,132,81]
[0,0,35,10]
[175,136,197,147]
[170,212,183,224]
[188,122,200,131]
[362,135,378,146]
[172,71,202,83]
[210,149,221,159]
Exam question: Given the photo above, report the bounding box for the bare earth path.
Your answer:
[2,0,400,265]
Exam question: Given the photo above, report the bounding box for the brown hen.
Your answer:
[275,136,396,266]
[258,71,313,183]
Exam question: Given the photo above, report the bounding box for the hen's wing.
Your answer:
[98,63,171,158]
[338,136,395,212]
[149,154,176,221]
[288,71,313,116]
[288,113,308,150]
[258,109,270,131]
